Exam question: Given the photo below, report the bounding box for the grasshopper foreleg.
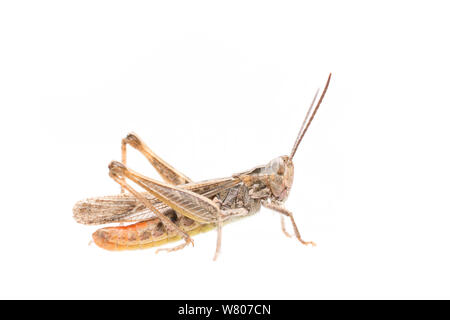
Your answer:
[262,200,316,247]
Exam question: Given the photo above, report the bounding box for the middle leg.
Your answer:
[213,208,249,260]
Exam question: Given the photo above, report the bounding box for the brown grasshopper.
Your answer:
[73,73,332,260]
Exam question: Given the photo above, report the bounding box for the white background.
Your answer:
[1,1,449,299]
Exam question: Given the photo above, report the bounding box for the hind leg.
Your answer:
[120,133,192,192]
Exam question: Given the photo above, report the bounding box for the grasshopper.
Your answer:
[73,73,332,260]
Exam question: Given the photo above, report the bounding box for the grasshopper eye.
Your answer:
[277,163,285,175]
[268,157,285,175]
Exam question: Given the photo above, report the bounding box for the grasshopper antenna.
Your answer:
[290,88,319,158]
[289,73,332,161]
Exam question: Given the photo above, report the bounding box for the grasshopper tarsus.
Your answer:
[155,239,193,254]
[280,216,293,238]
[300,240,317,247]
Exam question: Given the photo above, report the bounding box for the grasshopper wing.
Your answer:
[73,193,164,225]
[74,177,240,225]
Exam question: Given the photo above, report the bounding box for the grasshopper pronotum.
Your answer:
[73,73,332,260]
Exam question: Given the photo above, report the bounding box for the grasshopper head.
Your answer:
[265,156,294,202]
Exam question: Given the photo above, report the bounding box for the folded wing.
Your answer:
[73,177,239,225]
